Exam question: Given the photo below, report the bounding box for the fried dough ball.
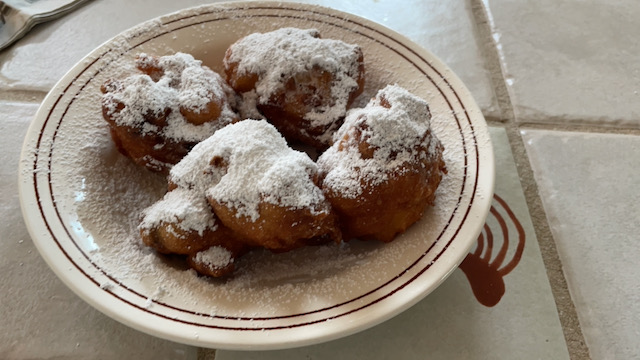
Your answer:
[169,119,341,253]
[101,52,238,174]
[209,197,339,251]
[224,28,365,149]
[187,245,242,278]
[317,85,446,242]
[140,187,226,254]
[139,186,250,277]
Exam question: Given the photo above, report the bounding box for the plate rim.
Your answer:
[18,1,495,350]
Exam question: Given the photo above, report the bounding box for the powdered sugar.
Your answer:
[237,91,265,120]
[139,187,217,236]
[193,246,233,270]
[102,52,237,143]
[171,120,328,222]
[103,74,176,130]
[317,84,442,198]
[225,27,362,128]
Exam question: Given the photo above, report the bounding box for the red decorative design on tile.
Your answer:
[459,194,525,307]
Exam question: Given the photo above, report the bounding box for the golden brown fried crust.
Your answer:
[141,211,252,277]
[140,218,230,255]
[186,252,236,278]
[224,42,365,150]
[257,55,365,149]
[208,198,341,252]
[322,150,445,242]
[141,194,339,276]
[103,105,195,174]
[101,54,237,174]
[319,110,446,242]
[223,49,259,93]
[186,233,252,278]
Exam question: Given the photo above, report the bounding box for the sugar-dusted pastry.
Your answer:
[139,119,342,277]
[101,52,238,174]
[169,119,341,252]
[224,28,365,149]
[317,85,446,242]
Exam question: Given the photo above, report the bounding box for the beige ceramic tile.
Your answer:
[215,127,569,360]
[483,0,640,126]
[0,0,498,117]
[0,101,197,359]
[522,129,640,360]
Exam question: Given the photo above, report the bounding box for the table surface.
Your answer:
[1,1,638,359]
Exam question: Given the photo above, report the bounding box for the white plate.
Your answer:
[18,1,494,351]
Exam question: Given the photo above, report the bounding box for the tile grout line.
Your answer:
[518,121,640,136]
[468,1,591,359]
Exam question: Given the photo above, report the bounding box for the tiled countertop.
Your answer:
[1,0,638,359]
